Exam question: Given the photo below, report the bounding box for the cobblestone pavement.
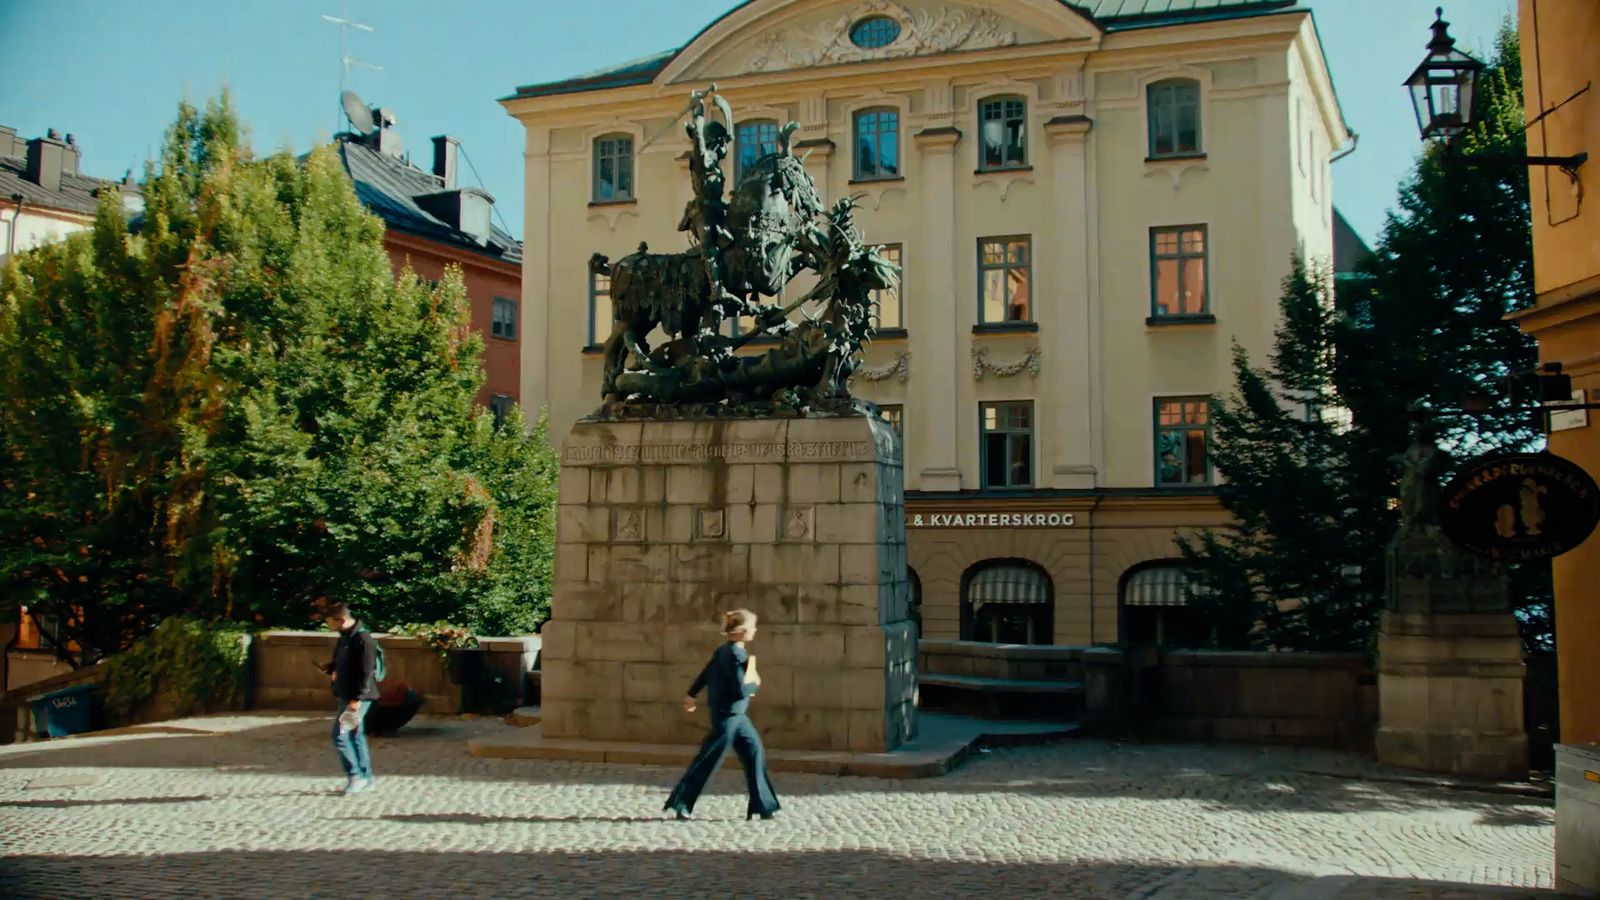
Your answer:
[0,714,1557,899]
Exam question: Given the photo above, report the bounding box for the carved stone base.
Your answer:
[540,414,918,753]
[1375,611,1528,779]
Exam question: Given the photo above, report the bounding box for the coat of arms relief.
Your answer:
[745,1,1019,73]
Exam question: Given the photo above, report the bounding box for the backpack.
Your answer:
[360,627,387,682]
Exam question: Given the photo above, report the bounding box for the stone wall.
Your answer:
[250,631,540,714]
[541,415,918,753]
[1077,648,1376,749]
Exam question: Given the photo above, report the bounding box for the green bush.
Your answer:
[100,618,252,722]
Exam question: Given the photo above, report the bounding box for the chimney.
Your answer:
[0,126,25,160]
[432,135,460,189]
[26,129,67,192]
[415,186,495,246]
[63,133,81,176]
[372,108,403,158]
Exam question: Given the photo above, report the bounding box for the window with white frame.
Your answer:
[588,271,612,348]
[978,96,1027,170]
[871,244,903,331]
[1147,79,1202,158]
[592,134,634,202]
[491,297,517,341]
[853,108,900,180]
[736,120,779,180]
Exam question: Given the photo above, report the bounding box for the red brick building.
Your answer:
[334,110,522,418]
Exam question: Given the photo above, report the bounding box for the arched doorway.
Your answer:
[960,560,1052,645]
[1118,561,1208,647]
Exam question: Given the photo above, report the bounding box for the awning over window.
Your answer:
[967,563,1050,611]
[1122,566,1199,607]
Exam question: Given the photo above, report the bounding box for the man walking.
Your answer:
[320,600,379,795]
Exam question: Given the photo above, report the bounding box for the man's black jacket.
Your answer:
[329,623,380,703]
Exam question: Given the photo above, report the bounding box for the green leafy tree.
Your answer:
[0,95,555,666]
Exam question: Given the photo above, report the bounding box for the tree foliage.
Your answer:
[1181,24,1550,654]
[0,95,556,666]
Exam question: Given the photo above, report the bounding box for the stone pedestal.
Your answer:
[1375,611,1528,778]
[540,414,917,753]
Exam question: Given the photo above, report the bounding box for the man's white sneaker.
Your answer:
[343,778,372,796]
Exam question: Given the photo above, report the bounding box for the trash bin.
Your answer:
[29,684,97,738]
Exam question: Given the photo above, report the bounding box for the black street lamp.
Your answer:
[1406,7,1587,180]
[1404,7,1482,143]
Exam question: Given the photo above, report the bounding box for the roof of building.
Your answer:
[335,137,522,266]
[0,156,138,218]
[1332,207,1372,276]
[508,0,1302,99]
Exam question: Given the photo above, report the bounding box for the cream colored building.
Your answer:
[502,0,1349,646]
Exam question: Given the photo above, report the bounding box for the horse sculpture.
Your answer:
[589,85,897,411]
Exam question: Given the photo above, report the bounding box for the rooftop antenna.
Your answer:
[322,3,381,137]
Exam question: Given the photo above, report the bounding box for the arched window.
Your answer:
[961,560,1052,645]
[853,108,900,181]
[978,96,1027,170]
[736,120,779,180]
[1119,562,1209,647]
[1146,79,1202,158]
[592,134,634,202]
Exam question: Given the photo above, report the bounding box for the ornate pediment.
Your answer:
[746,1,1019,74]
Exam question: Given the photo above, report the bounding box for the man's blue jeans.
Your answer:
[332,700,373,781]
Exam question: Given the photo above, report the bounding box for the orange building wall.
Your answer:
[381,230,521,408]
[1516,0,1600,747]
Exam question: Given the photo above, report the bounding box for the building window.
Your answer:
[850,15,901,49]
[1147,79,1201,158]
[1155,397,1212,486]
[736,120,779,180]
[981,401,1033,489]
[962,560,1052,645]
[854,108,900,181]
[978,96,1027,170]
[1150,226,1208,317]
[593,134,634,202]
[491,297,517,341]
[871,244,903,330]
[979,236,1031,324]
[588,271,612,348]
[877,404,903,435]
[489,394,514,429]
[1120,563,1209,646]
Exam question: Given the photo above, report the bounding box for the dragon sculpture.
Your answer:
[588,84,899,415]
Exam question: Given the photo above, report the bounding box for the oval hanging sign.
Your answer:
[1440,452,1600,561]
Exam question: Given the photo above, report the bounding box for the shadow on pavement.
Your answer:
[0,714,1557,823]
[0,848,1557,899]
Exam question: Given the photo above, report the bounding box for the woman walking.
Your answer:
[664,609,781,821]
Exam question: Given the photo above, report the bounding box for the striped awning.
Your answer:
[967,564,1050,610]
[1122,566,1198,607]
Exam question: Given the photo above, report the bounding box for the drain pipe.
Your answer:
[5,193,23,259]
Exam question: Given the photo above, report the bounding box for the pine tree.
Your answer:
[0,95,556,665]
[1179,258,1386,651]
[1182,23,1551,656]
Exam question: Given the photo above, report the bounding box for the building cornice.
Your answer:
[383,228,522,278]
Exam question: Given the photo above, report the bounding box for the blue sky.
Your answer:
[1,0,1513,247]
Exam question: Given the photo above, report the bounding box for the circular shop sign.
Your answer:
[1440,452,1600,561]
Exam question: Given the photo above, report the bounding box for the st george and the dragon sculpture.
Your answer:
[589,84,900,416]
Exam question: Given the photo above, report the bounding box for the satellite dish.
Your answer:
[342,90,375,135]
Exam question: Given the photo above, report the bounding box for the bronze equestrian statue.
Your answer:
[589,84,897,412]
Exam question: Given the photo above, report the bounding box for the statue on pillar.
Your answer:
[587,85,900,416]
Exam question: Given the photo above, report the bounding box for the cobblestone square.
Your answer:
[0,714,1557,898]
